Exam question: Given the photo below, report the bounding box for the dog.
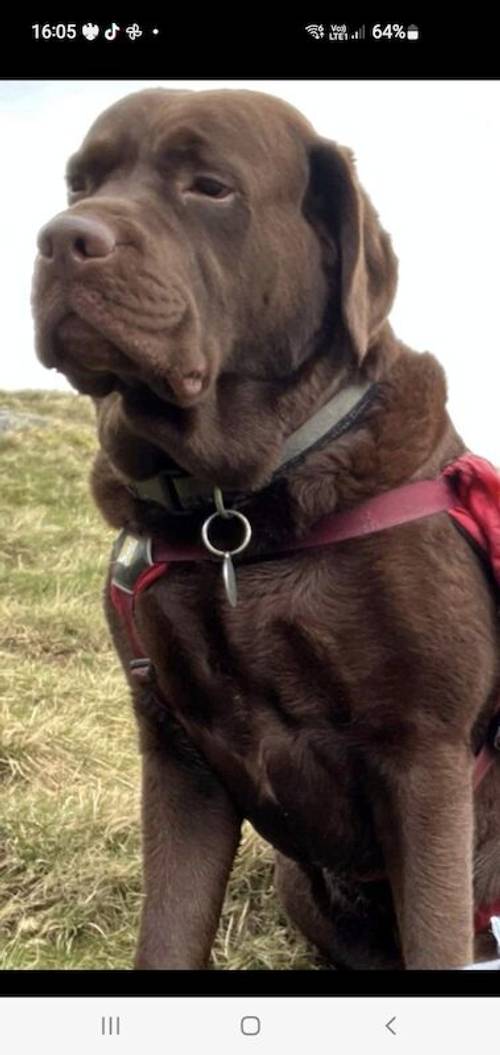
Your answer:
[32,88,500,970]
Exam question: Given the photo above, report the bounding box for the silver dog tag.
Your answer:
[222,552,238,607]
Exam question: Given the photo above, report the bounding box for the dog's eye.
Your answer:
[188,176,232,199]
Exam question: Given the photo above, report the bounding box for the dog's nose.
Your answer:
[37,214,116,263]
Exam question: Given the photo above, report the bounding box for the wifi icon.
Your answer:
[305,23,325,39]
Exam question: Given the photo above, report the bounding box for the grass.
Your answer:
[0,390,317,970]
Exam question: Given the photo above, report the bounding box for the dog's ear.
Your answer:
[304,140,398,363]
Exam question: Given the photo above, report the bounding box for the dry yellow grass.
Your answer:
[0,389,317,969]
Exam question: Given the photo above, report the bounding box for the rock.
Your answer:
[0,409,50,433]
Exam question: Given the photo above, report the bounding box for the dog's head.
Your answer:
[32,88,398,420]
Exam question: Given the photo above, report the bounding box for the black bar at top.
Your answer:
[2,16,499,79]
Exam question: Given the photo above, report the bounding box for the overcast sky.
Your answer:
[2,79,499,461]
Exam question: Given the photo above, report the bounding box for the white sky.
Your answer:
[2,79,499,461]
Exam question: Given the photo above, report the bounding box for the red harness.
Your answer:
[110,452,500,933]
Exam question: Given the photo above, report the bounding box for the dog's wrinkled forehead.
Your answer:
[76,88,316,186]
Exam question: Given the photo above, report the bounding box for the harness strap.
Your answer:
[281,477,456,551]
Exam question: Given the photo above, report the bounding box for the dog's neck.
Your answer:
[127,378,378,517]
[91,341,463,545]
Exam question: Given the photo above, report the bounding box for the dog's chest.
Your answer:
[135,551,377,867]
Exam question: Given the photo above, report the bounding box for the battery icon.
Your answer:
[407,24,419,40]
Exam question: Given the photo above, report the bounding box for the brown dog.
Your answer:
[32,88,500,970]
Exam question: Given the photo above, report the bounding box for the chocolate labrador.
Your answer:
[32,88,500,970]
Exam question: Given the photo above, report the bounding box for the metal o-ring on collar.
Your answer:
[201,507,252,557]
[201,487,253,606]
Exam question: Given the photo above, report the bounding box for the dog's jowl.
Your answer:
[32,88,500,970]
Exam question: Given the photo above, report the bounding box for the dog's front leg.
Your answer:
[378,744,474,969]
[135,717,241,970]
